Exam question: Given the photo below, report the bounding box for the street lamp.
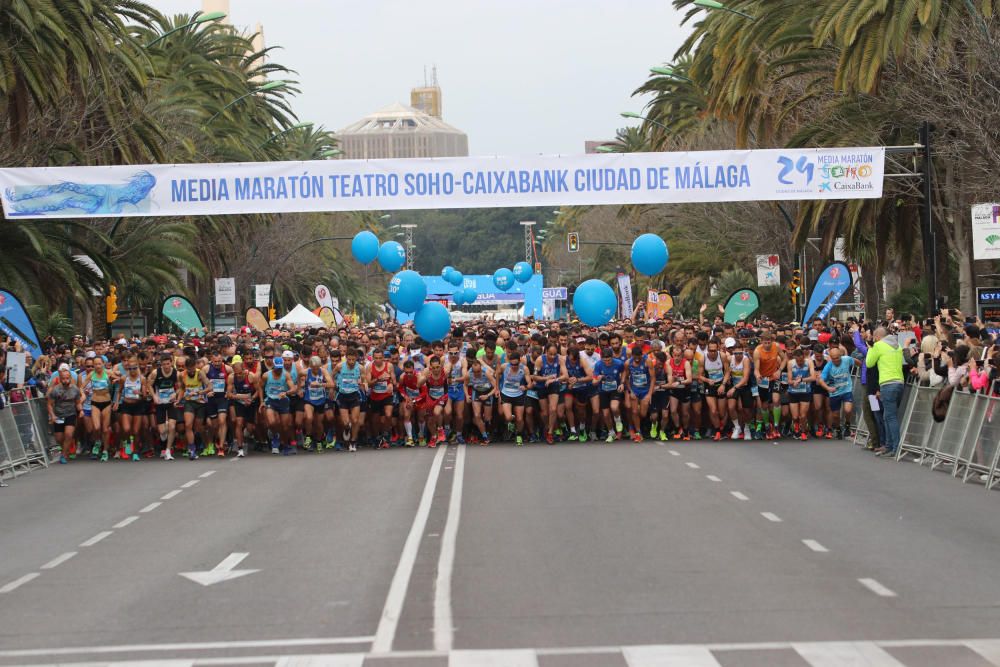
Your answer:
[145,11,226,47]
[206,80,290,125]
[621,111,670,131]
[650,66,693,83]
[258,122,312,148]
[692,0,756,20]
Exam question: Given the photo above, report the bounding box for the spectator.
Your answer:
[866,326,904,457]
[911,335,945,387]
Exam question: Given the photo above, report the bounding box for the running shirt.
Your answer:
[628,356,650,393]
[122,374,142,401]
[593,358,625,393]
[500,364,527,398]
[398,372,421,401]
[788,361,812,394]
[469,368,493,393]
[206,364,227,396]
[567,357,589,391]
[264,370,287,400]
[426,369,447,400]
[232,372,254,404]
[182,370,206,402]
[730,356,748,385]
[369,362,393,400]
[89,370,111,402]
[538,355,561,389]
[704,354,725,384]
[337,362,361,395]
[669,357,687,384]
[447,358,465,389]
[153,368,176,404]
[305,368,328,404]
[821,358,853,397]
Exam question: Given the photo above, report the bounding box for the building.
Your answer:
[411,66,443,118]
[337,102,469,159]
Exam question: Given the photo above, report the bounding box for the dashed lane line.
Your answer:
[858,578,898,597]
[79,531,112,547]
[161,489,183,500]
[113,515,139,528]
[802,539,829,553]
[41,552,77,570]
[730,491,749,501]
[761,512,783,522]
[140,502,161,513]
[0,573,39,594]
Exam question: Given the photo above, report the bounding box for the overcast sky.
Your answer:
[148,1,691,156]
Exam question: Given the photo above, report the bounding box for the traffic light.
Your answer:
[105,285,118,324]
[789,269,801,306]
[268,305,276,322]
[567,232,580,253]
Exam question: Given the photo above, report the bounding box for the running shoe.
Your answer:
[650,423,659,439]
[516,435,524,446]
[731,426,742,440]
[204,443,216,457]
[418,437,427,447]
[579,431,588,443]
[217,447,226,457]
[131,453,140,462]
[237,448,246,457]
[271,446,280,455]
[405,437,415,447]
[744,430,752,442]
[692,431,702,441]
[568,432,578,442]
[800,431,808,442]
[673,431,682,440]
[124,440,133,457]
[188,448,198,460]
[713,430,722,442]
[456,434,466,445]
[659,431,668,442]
[59,455,68,465]
[632,432,642,443]
[100,451,109,462]
[546,432,554,445]
[164,449,174,461]
[605,433,614,443]
[349,442,357,452]
[683,432,691,441]
[482,434,491,445]
[825,430,833,439]
[304,436,313,450]
[91,443,101,457]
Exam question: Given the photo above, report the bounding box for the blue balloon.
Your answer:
[377,241,406,272]
[461,287,478,304]
[387,270,426,314]
[448,269,464,287]
[413,302,451,342]
[573,279,617,326]
[351,231,380,265]
[451,289,466,306]
[513,261,533,283]
[441,266,455,281]
[631,233,669,276]
[493,268,515,292]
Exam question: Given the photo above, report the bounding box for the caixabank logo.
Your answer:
[775,151,876,195]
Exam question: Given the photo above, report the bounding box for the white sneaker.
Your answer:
[349,443,357,452]
[731,426,742,439]
[271,447,280,455]
[237,448,245,458]
[744,430,752,441]
[163,449,174,461]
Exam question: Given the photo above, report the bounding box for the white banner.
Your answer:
[972,203,1000,260]
[214,277,235,306]
[617,273,634,319]
[756,254,780,287]
[315,284,334,309]
[5,351,25,385]
[0,148,885,219]
[254,284,270,308]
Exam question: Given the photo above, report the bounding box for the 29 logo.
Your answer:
[777,156,814,186]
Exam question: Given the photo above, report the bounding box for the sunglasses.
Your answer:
[127,366,138,370]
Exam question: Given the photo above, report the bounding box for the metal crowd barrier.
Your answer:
[0,397,53,481]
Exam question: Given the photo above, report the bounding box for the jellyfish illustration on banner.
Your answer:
[5,171,156,216]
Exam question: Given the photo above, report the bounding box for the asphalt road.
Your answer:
[1,438,998,667]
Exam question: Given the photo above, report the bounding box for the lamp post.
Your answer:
[206,80,289,125]
[621,111,670,131]
[649,66,693,83]
[692,0,756,20]
[258,122,312,148]
[145,11,226,47]
[400,224,417,270]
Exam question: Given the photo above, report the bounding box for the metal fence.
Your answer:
[0,397,53,481]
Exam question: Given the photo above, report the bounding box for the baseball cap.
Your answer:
[58,363,71,371]
[282,350,294,359]
[272,357,284,368]
[723,337,736,349]
[231,354,243,364]
[808,329,820,341]
[85,350,96,358]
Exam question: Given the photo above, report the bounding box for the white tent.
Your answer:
[273,304,325,327]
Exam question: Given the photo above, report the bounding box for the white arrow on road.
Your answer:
[179,552,259,586]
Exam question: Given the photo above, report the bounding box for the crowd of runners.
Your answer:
[6,306,996,465]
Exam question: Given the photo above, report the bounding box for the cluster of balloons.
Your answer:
[570,233,670,327]
[387,269,451,341]
[442,265,478,306]
[351,231,406,273]
[492,261,533,292]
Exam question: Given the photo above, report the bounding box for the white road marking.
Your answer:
[451,649,539,667]
[761,512,783,522]
[199,470,216,478]
[181,479,200,488]
[80,531,112,547]
[41,552,77,569]
[179,552,259,587]
[445,467,453,470]
[0,637,376,658]
[161,489,183,500]
[113,515,139,528]
[685,461,700,469]
[706,475,721,482]
[276,656,363,667]
[858,578,898,597]
[427,533,440,538]
[802,539,829,553]
[624,644,720,666]
[371,443,447,653]
[140,502,162,513]
[968,639,1000,665]
[794,641,906,666]
[730,491,749,501]
[668,450,680,456]
[0,573,39,594]
[435,441,466,651]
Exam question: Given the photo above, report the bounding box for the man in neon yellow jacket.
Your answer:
[866,327,904,455]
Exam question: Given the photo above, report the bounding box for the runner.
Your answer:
[115,355,147,461]
[367,347,395,448]
[334,348,366,452]
[84,357,114,461]
[786,347,815,441]
[667,343,693,440]
[534,343,567,444]
[592,347,625,442]
[725,340,754,441]
[753,332,785,440]
[205,352,232,457]
[817,346,855,439]
[150,353,179,460]
[701,339,730,441]
[499,351,531,445]
[300,355,334,452]
[564,344,593,442]
[624,344,654,442]
[466,356,497,445]
[178,357,210,460]
[418,354,449,447]
[260,355,296,455]
[444,341,468,444]
[47,366,83,464]
[226,355,257,457]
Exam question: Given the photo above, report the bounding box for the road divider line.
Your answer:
[761,512,782,522]
[802,539,829,553]
[113,516,139,528]
[668,450,681,456]
[858,578,897,597]
[0,573,39,594]
[80,531,112,547]
[140,502,161,513]
[41,552,77,570]
[685,462,700,469]
[161,489,183,500]
[372,444,447,653]
[199,470,216,478]
[0,636,377,658]
[181,480,200,488]
[434,441,466,651]
[706,475,721,482]
[730,491,749,501]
